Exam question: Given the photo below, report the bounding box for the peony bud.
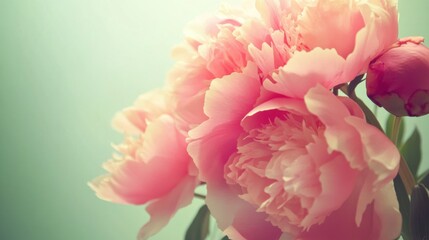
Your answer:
[366,36,429,117]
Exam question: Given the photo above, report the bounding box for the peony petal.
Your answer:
[248,42,275,76]
[241,97,309,131]
[188,62,261,182]
[205,181,243,231]
[255,0,286,30]
[372,182,402,240]
[344,116,400,224]
[235,18,270,50]
[337,96,366,119]
[203,62,261,122]
[344,0,398,79]
[137,176,198,240]
[205,181,282,240]
[297,188,370,240]
[297,0,365,58]
[112,109,145,135]
[90,115,189,205]
[299,181,400,240]
[111,89,169,134]
[345,116,399,184]
[304,85,351,126]
[305,85,366,169]
[264,48,347,99]
[301,154,358,228]
[188,123,242,182]
[225,203,283,240]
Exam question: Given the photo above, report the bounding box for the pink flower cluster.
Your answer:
[91,0,404,239]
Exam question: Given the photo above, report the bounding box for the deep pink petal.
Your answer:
[301,154,358,228]
[298,181,400,240]
[205,181,282,240]
[297,192,374,240]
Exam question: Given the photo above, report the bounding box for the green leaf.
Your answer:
[394,175,411,240]
[221,236,230,240]
[356,97,384,130]
[185,205,210,240]
[410,184,429,240]
[385,114,405,146]
[400,128,422,177]
[418,169,429,188]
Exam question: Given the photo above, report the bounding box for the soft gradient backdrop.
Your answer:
[0,1,428,239]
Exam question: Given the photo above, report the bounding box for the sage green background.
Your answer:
[0,1,428,239]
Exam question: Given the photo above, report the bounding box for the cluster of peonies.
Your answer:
[90,0,429,239]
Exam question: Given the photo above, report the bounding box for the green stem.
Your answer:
[194,193,206,200]
[372,104,379,118]
[339,85,383,130]
[399,157,416,196]
[391,116,402,145]
[391,116,416,195]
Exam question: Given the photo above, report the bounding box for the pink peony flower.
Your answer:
[366,36,429,116]
[254,0,399,81]
[167,10,251,127]
[168,0,399,129]
[91,1,401,239]
[188,51,401,239]
[89,89,198,240]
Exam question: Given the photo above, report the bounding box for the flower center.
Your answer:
[225,113,327,232]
